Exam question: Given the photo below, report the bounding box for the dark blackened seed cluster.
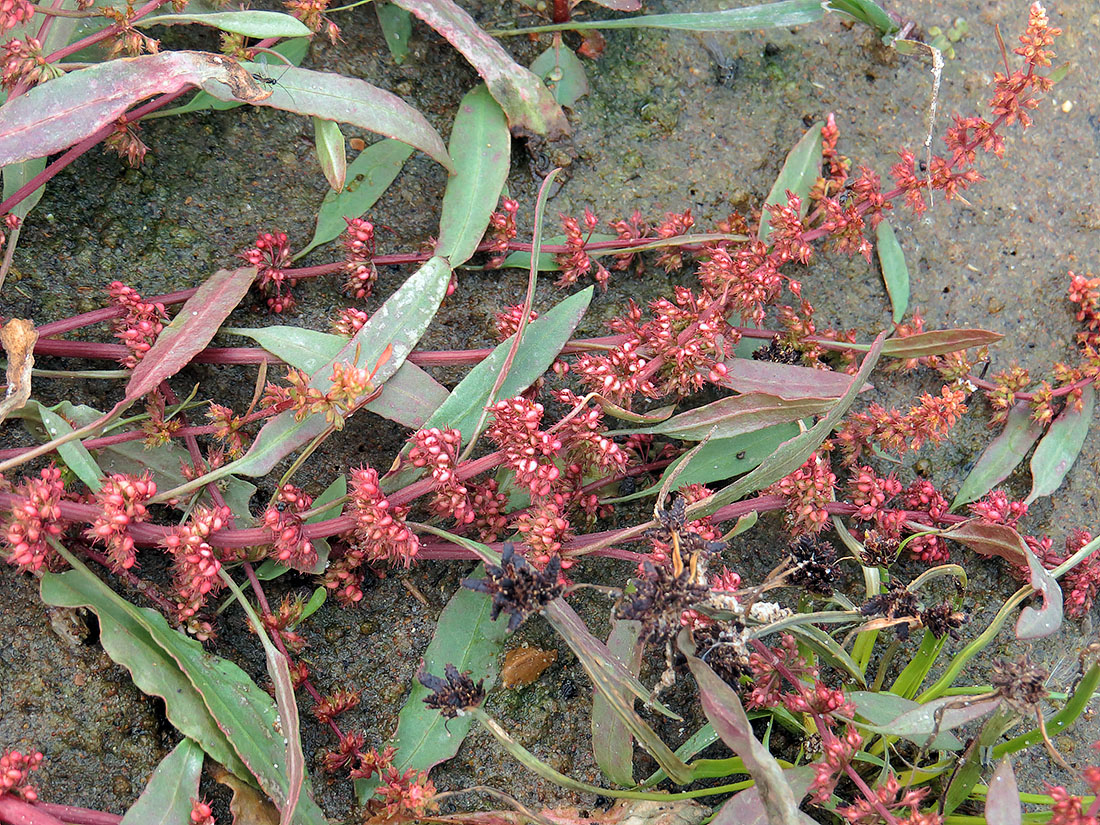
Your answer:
[461,543,563,632]
[860,580,922,639]
[618,561,710,645]
[920,602,967,640]
[693,623,750,685]
[787,535,840,594]
[418,663,486,718]
[860,529,900,567]
[991,654,1049,714]
[646,493,727,557]
[752,339,803,365]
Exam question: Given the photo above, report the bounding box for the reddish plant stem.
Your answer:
[78,541,178,616]
[0,796,70,825]
[31,804,121,825]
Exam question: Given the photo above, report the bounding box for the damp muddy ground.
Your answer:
[1,0,1099,820]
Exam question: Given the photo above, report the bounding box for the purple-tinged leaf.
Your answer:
[951,402,1043,509]
[592,619,642,786]
[313,117,347,192]
[630,392,835,441]
[231,62,452,171]
[119,739,204,825]
[872,694,999,743]
[679,630,801,824]
[985,758,1022,825]
[876,220,909,324]
[1016,543,1063,639]
[881,328,1002,359]
[718,357,868,399]
[1027,383,1095,504]
[436,85,510,267]
[390,0,569,139]
[501,1,824,32]
[0,52,273,165]
[712,766,817,825]
[367,566,510,803]
[530,43,589,108]
[700,332,886,515]
[126,266,256,402]
[265,646,303,825]
[945,520,1029,566]
[759,122,821,242]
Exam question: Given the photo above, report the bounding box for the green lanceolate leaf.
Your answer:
[376,2,412,64]
[36,401,103,490]
[126,266,257,402]
[419,287,592,443]
[226,256,452,481]
[362,568,511,802]
[137,10,311,37]
[119,738,205,825]
[530,43,589,108]
[297,138,414,258]
[626,392,834,441]
[313,117,347,192]
[41,549,327,824]
[436,85,510,267]
[848,692,962,750]
[951,402,1043,509]
[1027,382,1095,504]
[876,220,909,324]
[591,619,642,786]
[226,325,448,429]
[758,121,822,243]
[880,328,1002,359]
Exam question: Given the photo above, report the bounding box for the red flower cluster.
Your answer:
[486,398,562,498]
[494,304,538,341]
[189,798,214,825]
[312,688,360,725]
[108,281,166,368]
[351,746,437,820]
[86,472,156,572]
[468,479,510,542]
[242,231,295,313]
[326,466,418,604]
[0,0,33,33]
[838,773,934,825]
[261,483,317,570]
[162,505,232,624]
[342,218,377,300]
[771,453,836,535]
[0,748,42,801]
[409,427,474,525]
[332,306,369,337]
[513,500,573,569]
[836,385,968,464]
[556,209,610,289]
[0,37,51,90]
[483,197,519,269]
[2,465,66,572]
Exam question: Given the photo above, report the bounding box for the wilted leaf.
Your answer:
[119,739,204,825]
[759,122,822,242]
[525,0,824,32]
[711,766,817,825]
[945,520,1029,566]
[1027,383,1095,504]
[436,85,510,267]
[126,266,257,402]
[951,402,1043,509]
[985,758,1022,825]
[214,767,281,825]
[592,619,642,786]
[0,52,273,165]
[0,318,36,423]
[391,0,569,139]
[876,220,909,324]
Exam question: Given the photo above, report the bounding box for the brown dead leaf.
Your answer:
[431,799,708,825]
[0,318,36,424]
[212,766,281,825]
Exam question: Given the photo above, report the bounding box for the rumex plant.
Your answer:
[0,2,1096,825]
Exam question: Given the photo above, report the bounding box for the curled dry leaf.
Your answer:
[0,318,37,424]
[213,766,281,825]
